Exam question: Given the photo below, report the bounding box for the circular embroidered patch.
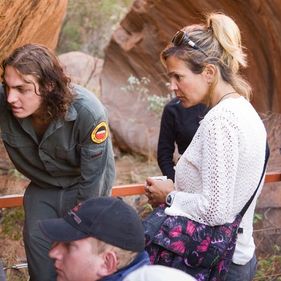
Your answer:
[91,121,109,144]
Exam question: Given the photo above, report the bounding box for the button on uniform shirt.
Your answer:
[0,84,115,201]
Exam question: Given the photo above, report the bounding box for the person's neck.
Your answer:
[211,84,238,107]
[31,107,51,124]
[31,109,52,139]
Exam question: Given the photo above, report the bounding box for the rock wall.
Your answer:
[101,0,281,157]
[0,0,68,69]
[59,52,104,96]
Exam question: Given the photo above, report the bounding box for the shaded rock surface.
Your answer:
[257,112,281,209]
[59,52,104,96]
[261,112,281,173]
[101,0,281,159]
[0,0,67,75]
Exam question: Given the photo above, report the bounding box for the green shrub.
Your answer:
[255,254,281,280]
[57,0,133,57]
[1,207,24,240]
[121,75,174,116]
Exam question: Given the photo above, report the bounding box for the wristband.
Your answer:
[166,191,176,206]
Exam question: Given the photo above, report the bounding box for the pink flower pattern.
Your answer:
[170,240,186,254]
[196,236,211,252]
[186,220,196,236]
[169,225,182,237]
[144,206,242,281]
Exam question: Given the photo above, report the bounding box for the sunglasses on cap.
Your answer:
[172,30,208,57]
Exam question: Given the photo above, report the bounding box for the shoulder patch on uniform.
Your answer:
[91,121,109,144]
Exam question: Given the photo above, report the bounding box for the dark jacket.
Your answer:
[157,98,207,181]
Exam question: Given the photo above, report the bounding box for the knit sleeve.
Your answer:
[165,113,240,226]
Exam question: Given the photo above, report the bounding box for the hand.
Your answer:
[145,177,174,207]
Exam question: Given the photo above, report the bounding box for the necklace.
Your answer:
[216,91,237,105]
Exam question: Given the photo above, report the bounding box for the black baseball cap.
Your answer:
[39,197,145,252]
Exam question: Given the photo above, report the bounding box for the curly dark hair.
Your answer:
[1,43,74,120]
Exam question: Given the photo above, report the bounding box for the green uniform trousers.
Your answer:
[23,183,78,281]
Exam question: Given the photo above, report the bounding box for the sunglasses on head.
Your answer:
[172,30,208,57]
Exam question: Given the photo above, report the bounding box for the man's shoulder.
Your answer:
[72,84,99,104]
[72,84,106,116]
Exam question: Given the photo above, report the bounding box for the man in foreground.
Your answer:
[39,196,150,281]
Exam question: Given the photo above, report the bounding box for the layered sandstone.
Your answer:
[0,0,67,68]
[101,0,281,158]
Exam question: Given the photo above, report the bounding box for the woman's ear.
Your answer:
[98,250,118,277]
[203,64,217,84]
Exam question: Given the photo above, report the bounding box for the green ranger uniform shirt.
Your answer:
[0,84,115,201]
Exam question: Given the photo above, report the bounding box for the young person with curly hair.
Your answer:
[0,44,115,280]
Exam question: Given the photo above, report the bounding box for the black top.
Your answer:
[157,98,207,181]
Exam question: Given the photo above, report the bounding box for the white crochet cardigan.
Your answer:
[165,96,267,265]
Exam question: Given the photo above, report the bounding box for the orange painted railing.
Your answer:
[0,171,281,209]
[0,183,146,209]
[264,171,281,183]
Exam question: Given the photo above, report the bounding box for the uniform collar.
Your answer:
[64,102,77,121]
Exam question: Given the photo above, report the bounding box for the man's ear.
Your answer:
[203,64,217,84]
[98,251,118,277]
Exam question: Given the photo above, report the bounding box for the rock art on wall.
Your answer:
[101,0,281,158]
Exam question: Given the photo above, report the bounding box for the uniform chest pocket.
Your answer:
[83,148,103,160]
[80,146,105,174]
[55,145,80,167]
[1,133,35,148]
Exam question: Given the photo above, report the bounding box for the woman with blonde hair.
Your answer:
[145,13,268,281]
